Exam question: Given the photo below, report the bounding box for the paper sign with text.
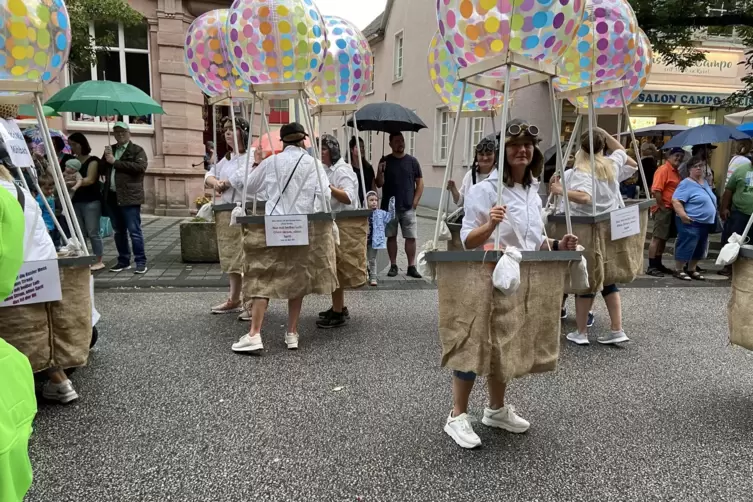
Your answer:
[610,205,641,241]
[264,215,309,246]
[0,119,33,168]
[0,259,62,307]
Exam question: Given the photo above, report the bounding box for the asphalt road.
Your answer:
[26,286,753,502]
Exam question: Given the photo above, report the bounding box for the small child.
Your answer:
[63,158,83,195]
[366,191,395,286]
[35,176,59,249]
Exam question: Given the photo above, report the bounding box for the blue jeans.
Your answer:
[675,217,710,262]
[74,201,104,257]
[108,202,146,267]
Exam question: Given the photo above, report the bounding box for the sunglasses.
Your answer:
[507,123,539,138]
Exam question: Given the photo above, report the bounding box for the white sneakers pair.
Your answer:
[444,405,530,449]
[232,332,298,353]
[566,330,629,346]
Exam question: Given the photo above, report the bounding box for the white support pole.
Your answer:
[299,90,332,214]
[741,211,753,244]
[34,93,88,253]
[240,93,257,214]
[28,173,70,247]
[464,116,472,172]
[259,97,285,213]
[351,111,368,208]
[494,68,513,251]
[621,93,651,200]
[211,103,217,205]
[586,93,597,217]
[561,114,583,173]
[548,79,573,236]
[432,81,467,249]
[228,99,241,160]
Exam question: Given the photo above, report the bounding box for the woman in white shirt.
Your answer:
[550,127,637,347]
[204,117,258,318]
[316,134,358,329]
[447,135,498,208]
[445,120,578,450]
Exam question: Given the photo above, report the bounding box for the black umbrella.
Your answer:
[347,102,427,133]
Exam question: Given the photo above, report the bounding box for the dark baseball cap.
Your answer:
[668,147,685,155]
[280,122,308,143]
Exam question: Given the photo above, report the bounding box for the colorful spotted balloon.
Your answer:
[185,10,248,96]
[226,0,327,85]
[0,0,70,83]
[553,0,637,93]
[436,0,586,80]
[310,16,372,105]
[569,28,652,109]
[427,31,502,112]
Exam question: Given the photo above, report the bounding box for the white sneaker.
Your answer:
[598,330,630,345]
[232,333,263,353]
[482,405,530,433]
[237,309,252,322]
[42,379,79,404]
[444,412,481,449]
[566,331,590,345]
[284,332,299,350]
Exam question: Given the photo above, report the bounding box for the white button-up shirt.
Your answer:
[206,152,250,204]
[461,169,545,251]
[244,145,331,216]
[455,169,490,207]
[324,157,359,212]
[563,150,636,216]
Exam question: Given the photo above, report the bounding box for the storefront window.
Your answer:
[68,21,152,126]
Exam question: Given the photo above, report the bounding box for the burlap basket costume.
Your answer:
[214,208,243,274]
[335,216,368,289]
[728,256,753,351]
[0,264,92,372]
[549,206,648,294]
[242,219,338,299]
[437,260,568,383]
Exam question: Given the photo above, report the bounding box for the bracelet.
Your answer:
[552,239,559,251]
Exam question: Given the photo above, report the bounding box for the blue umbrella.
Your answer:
[737,123,753,136]
[662,124,750,149]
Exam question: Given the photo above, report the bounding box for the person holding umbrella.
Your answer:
[101,122,149,274]
[376,132,424,279]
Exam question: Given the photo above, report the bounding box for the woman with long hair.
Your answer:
[447,135,498,207]
[550,127,637,346]
[67,132,104,270]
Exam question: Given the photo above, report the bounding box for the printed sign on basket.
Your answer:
[264,215,309,247]
[0,259,62,307]
[610,205,641,241]
[0,119,33,168]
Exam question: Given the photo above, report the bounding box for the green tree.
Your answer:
[629,0,753,105]
[66,0,144,71]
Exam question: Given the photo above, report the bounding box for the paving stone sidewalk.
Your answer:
[93,209,730,289]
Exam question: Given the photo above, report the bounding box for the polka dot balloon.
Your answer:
[569,28,652,109]
[310,16,372,105]
[0,0,70,83]
[435,0,586,80]
[185,10,248,96]
[553,0,638,93]
[226,0,327,85]
[428,30,501,112]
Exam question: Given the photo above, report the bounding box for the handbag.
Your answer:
[99,216,113,238]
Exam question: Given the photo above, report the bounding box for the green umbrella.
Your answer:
[18,104,60,117]
[45,80,165,117]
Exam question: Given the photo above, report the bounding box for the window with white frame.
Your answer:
[393,32,404,82]
[368,56,375,94]
[435,109,450,163]
[406,109,417,156]
[69,21,151,125]
[471,117,486,150]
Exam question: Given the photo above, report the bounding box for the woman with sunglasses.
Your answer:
[672,155,718,281]
[443,119,578,450]
[550,127,637,346]
[447,135,498,207]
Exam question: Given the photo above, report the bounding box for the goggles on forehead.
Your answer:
[507,123,540,138]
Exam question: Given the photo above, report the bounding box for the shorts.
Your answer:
[385,209,417,239]
[674,218,710,262]
[651,207,676,241]
[576,284,620,299]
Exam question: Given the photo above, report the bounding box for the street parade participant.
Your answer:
[444,120,578,449]
[446,134,499,208]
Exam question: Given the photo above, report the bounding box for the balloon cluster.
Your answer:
[0,0,71,83]
[184,0,373,107]
[430,0,653,110]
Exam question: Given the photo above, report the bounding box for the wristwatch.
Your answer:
[552,239,560,251]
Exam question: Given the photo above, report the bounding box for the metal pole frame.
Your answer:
[620,92,651,200]
[351,112,368,209]
[239,93,257,214]
[493,69,513,251]
[548,79,573,236]
[299,90,332,214]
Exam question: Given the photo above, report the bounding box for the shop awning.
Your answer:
[724,109,753,125]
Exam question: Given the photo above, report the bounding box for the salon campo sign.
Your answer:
[653,51,740,78]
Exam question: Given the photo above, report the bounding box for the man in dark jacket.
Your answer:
[101,122,149,274]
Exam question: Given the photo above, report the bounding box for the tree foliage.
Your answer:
[66,0,144,71]
[629,0,753,106]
